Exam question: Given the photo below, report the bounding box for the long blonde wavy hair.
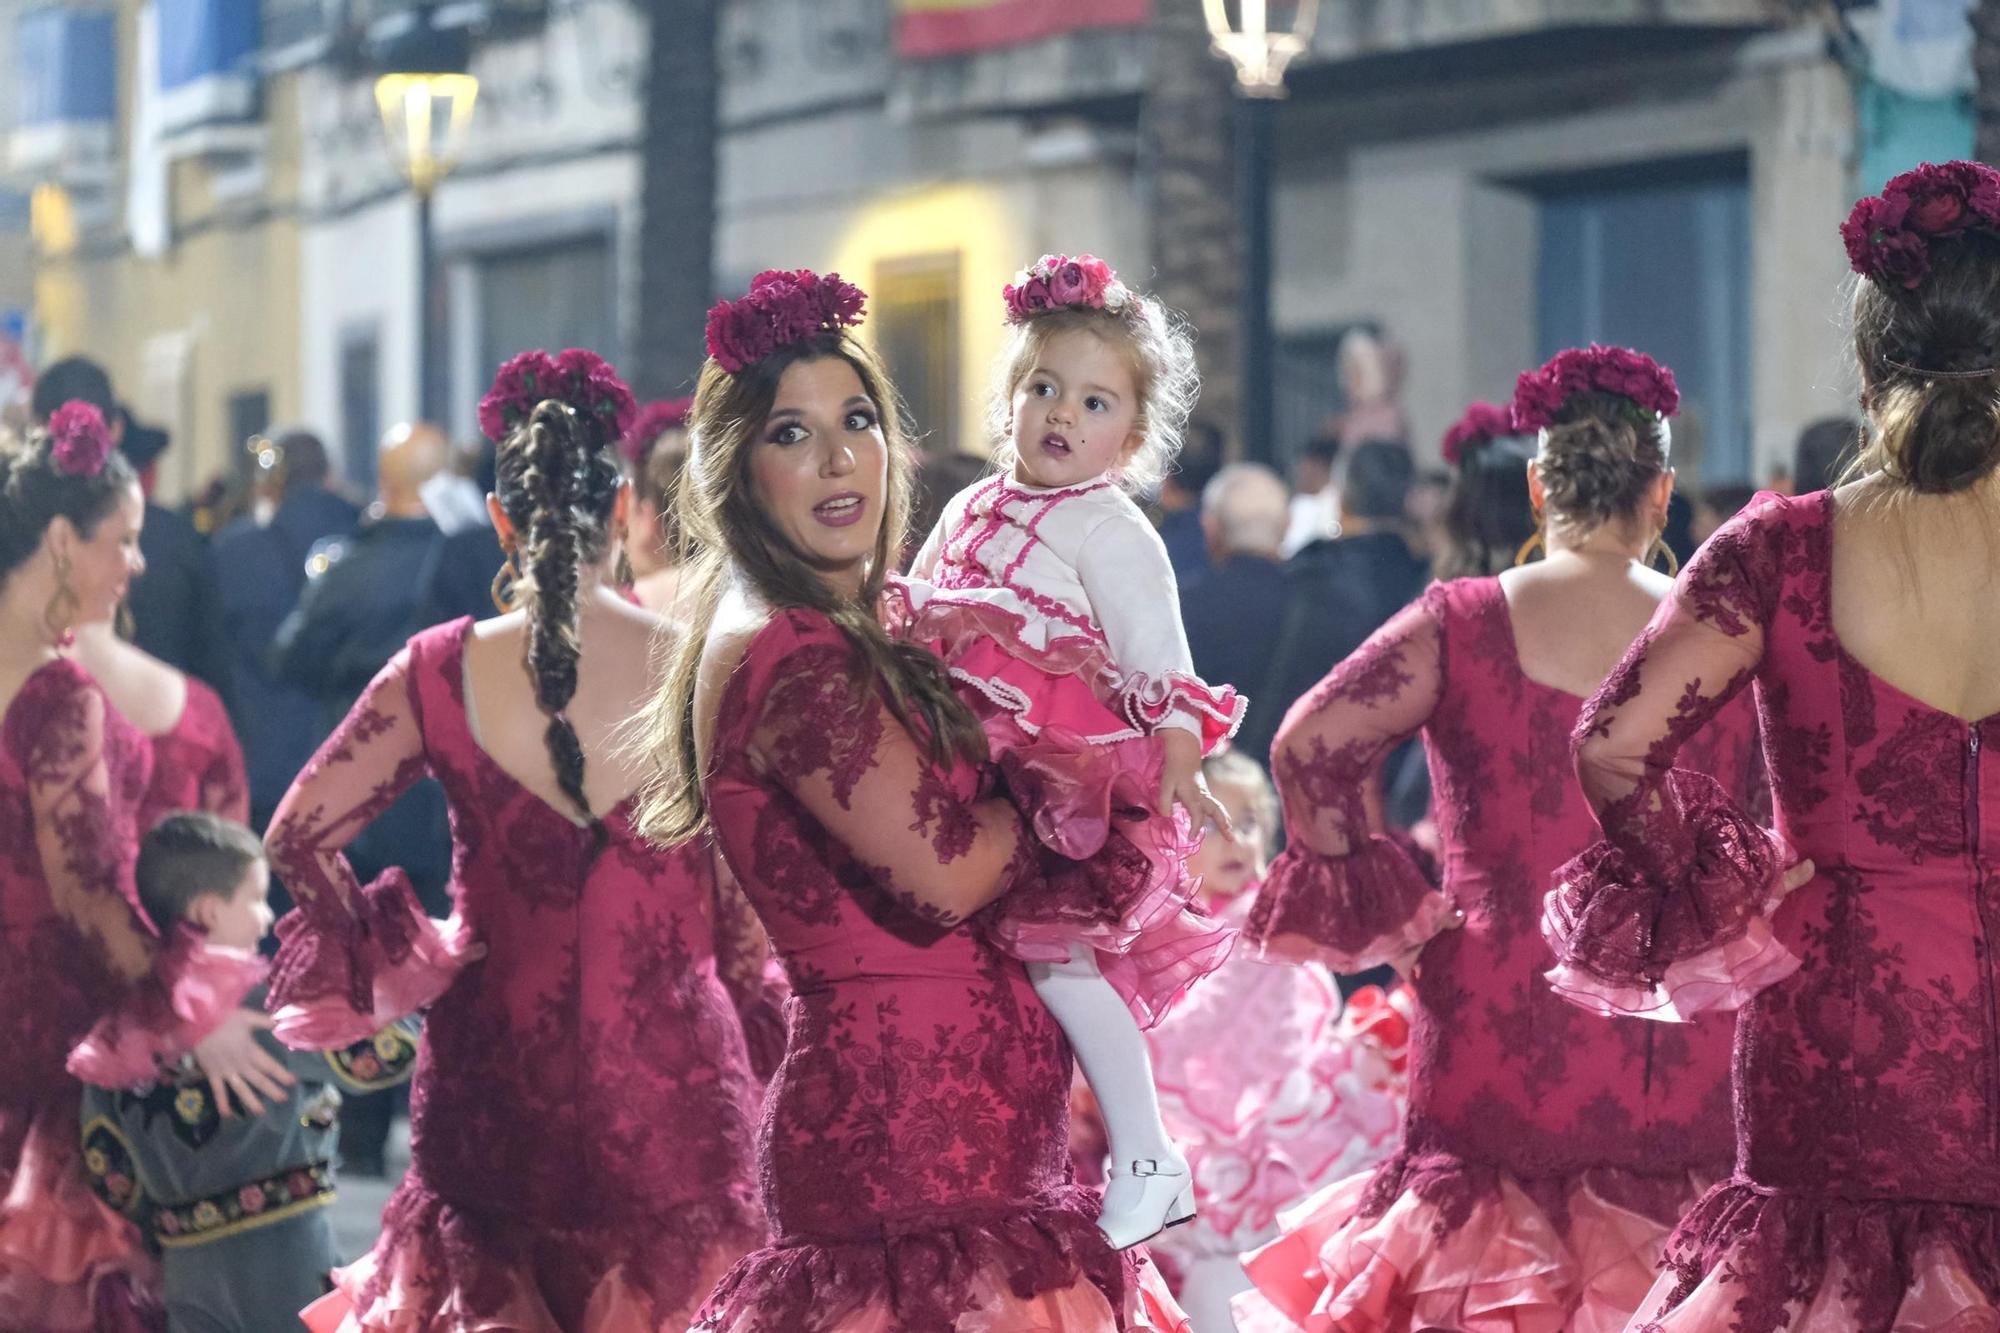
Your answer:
[633,330,988,847]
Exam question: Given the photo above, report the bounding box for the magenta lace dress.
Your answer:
[691,601,1185,1333]
[1236,578,1757,1333]
[140,676,249,833]
[0,659,261,1331]
[263,618,768,1332]
[1542,491,2000,1331]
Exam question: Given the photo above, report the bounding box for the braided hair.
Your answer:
[493,400,623,829]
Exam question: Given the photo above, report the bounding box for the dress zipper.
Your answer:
[1970,726,1999,1153]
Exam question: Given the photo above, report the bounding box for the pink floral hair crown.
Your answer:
[479,348,638,447]
[46,401,114,478]
[1002,253,1136,325]
[1511,345,1679,436]
[1440,401,1514,467]
[1842,161,2000,293]
[622,397,694,467]
[704,269,867,374]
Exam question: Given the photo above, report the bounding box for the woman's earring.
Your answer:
[490,550,522,613]
[1511,531,1545,567]
[42,551,80,647]
[1648,536,1680,577]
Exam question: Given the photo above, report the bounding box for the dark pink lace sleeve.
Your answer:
[747,625,1036,929]
[1247,600,1457,969]
[1545,511,1800,1019]
[25,681,156,988]
[14,671,261,1087]
[265,648,476,1048]
[708,840,787,1079]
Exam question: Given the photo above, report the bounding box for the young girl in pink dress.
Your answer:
[1234,349,1763,1333]
[1542,161,2000,1331]
[907,255,1241,1251]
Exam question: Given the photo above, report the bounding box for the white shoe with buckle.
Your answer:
[1097,1153,1196,1250]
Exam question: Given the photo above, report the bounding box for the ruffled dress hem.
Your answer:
[694,1187,1188,1333]
[1233,1156,1709,1333]
[298,1171,763,1333]
[0,1115,160,1333]
[1629,1181,2000,1333]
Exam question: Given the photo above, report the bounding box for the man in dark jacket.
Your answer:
[30,359,231,698]
[1271,440,1431,726]
[213,430,360,828]
[1179,463,1294,758]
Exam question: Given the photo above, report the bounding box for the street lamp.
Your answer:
[374,8,478,424]
[1203,0,1319,464]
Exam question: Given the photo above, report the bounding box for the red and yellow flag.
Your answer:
[896,0,1152,58]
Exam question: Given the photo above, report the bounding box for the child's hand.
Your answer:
[1159,727,1231,834]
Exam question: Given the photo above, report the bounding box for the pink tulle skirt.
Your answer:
[939,635,1233,1030]
[1233,1160,1708,1333]
[0,1099,159,1333]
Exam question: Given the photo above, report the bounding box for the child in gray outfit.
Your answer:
[80,811,418,1333]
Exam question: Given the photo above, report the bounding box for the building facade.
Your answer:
[15,0,1880,494]
[8,0,304,500]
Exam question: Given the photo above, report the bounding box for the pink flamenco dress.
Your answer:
[690,588,1187,1333]
[264,618,770,1332]
[0,659,264,1332]
[1543,491,2000,1331]
[139,675,250,831]
[1234,578,1762,1333]
[905,474,1240,1028]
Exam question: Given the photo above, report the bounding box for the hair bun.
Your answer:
[1532,391,1670,531]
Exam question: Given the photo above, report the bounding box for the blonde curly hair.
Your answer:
[984,298,1200,496]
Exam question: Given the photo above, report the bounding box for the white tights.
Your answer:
[1025,943,1176,1171]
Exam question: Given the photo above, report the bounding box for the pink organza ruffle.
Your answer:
[269,869,480,1049]
[66,926,269,1087]
[1543,910,1801,1023]
[943,657,1232,1029]
[695,1187,1186,1333]
[0,1109,158,1333]
[1233,1162,1702,1333]
[908,592,1242,753]
[303,1170,763,1333]
[1543,775,1799,1020]
[1631,1183,2000,1333]
[1246,840,1457,973]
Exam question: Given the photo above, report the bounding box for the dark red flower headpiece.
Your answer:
[1842,161,2000,291]
[1440,401,1514,467]
[478,348,637,447]
[1511,345,1679,435]
[704,269,867,374]
[47,401,113,478]
[622,397,694,467]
